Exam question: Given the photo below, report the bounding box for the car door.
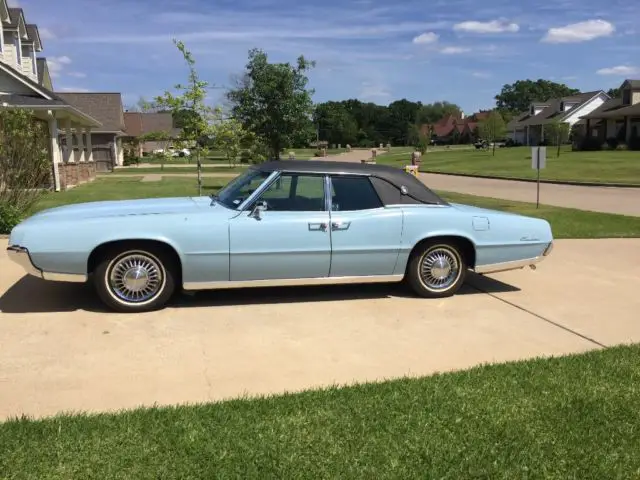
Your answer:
[229,173,331,281]
[328,175,403,277]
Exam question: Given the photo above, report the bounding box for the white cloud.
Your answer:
[453,19,519,34]
[75,21,449,44]
[472,71,491,78]
[440,46,471,54]
[596,65,639,75]
[39,28,57,40]
[47,56,72,78]
[412,32,439,44]
[542,19,615,43]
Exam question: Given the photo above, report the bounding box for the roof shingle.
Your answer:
[56,92,126,133]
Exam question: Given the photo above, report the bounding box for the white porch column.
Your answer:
[47,113,62,192]
[85,128,93,162]
[77,126,86,162]
[63,118,73,163]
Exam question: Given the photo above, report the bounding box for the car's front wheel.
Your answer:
[407,241,467,298]
[94,246,177,313]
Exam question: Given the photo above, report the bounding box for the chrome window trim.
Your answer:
[326,174,386,213]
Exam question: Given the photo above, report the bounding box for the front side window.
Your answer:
[215,169,271,209]
[257,174,325,212]
[330,176,383,211]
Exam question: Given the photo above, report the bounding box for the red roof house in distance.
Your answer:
[420,110,492,144]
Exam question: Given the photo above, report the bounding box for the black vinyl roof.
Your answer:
[254,160,448,206]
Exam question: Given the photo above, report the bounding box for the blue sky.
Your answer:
[12,0,640,113]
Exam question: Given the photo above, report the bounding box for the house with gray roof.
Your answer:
[56,92,127,168]
[506,90,610,146]
[0,0,130,190]
[579,80,640,146]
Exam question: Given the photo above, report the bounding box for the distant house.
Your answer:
[579,79,640,145]
[420,111,490,144]
[506,91,609,146]
[56,92,127,169]
[123,111,181,156]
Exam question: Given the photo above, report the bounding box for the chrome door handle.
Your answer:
[331,221,351,231]
[308,222,328,231]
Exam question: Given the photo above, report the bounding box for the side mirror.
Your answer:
[249,200,268,220]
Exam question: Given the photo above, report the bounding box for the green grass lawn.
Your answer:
[378,146,640,185]
[107,166,247,175]
[2,345,640,479]
[29,177,640,238]
[33,177,232,212]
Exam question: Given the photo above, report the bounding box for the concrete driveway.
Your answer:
[1,238,639,420]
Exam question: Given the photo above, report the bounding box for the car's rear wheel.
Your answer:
[407,241,467,298]
[94,246,176,313]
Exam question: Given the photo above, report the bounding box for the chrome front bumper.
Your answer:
[6,246,87,283]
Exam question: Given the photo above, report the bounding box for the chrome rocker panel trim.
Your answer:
[183,274,405,291]
[474,242,553,275]
[6,246,87,283]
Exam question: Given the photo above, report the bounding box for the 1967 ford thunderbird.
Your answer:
[7,160,553,312]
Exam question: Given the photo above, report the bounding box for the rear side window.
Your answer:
[330,176,383,211]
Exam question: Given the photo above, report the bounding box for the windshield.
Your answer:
[215,168,272,209]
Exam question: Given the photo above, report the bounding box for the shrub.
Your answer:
[605,137,619,150]
[578,136,602,151]
[0,109,51,234]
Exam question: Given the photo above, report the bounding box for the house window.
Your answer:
[622,90,631,105]
[560,102,564,111]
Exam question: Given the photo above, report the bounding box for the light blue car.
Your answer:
[7,161,553,312]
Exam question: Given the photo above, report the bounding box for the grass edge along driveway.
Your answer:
[2,345,640,479]
[377,146,640,185]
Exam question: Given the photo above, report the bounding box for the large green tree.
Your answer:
[478,111,507,156]
[415,101,462,124]
[226,49,316,159]
[314,101,358,146]
[495,79,580,113]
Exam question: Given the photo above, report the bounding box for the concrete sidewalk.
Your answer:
[419,172,640,217]
[1,238,639,420]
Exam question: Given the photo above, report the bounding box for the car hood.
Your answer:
[25,196,215,222]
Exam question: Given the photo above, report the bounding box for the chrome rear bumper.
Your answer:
[6,246,87,283]
[475,242,553,275]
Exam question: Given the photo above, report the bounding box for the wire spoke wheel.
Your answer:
[107,252,165,305]
[419,246,461,291]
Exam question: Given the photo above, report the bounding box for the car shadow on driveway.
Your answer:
[0,273,520,314]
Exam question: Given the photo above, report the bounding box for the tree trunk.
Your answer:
[557,141,561,158]
[492,141,496,156]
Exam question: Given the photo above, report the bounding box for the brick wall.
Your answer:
[58,162,96,190]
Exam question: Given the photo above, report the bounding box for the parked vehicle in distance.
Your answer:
[7,161,553,313]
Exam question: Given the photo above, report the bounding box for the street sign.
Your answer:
[531,146,547,170]
[530,146,547,209]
